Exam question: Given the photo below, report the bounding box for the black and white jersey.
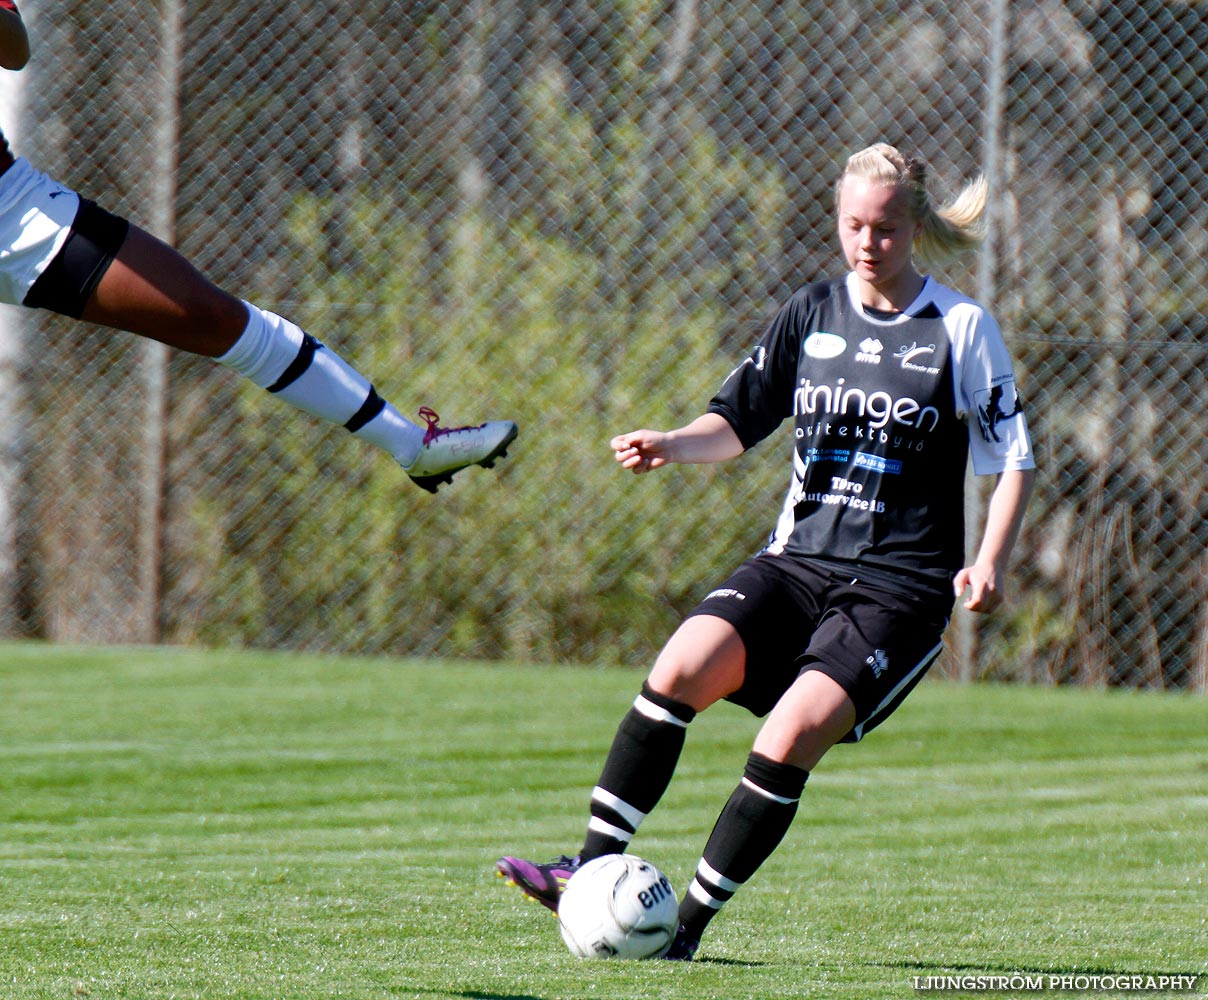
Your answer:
[709,272,1035,596]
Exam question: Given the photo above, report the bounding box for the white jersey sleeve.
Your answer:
[938,288,1035,476]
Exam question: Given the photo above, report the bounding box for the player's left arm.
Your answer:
[950,302,1037,612]
[954,467,1035,613]
[0,1,30,71]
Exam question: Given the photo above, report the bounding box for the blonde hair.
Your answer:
[835,143,987,263]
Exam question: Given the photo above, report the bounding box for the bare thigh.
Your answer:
[646,614,747,712]
[752,668,856,771]
[82,223,248,356]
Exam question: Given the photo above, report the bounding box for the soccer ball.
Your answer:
[557,854,679,959]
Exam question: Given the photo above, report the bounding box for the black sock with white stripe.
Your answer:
[217,302,423,466]
[580,682,696,862]
[678,751,809,940]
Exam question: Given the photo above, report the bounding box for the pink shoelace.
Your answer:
[418,405,460,445]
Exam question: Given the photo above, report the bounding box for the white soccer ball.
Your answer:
[557,854,679,960]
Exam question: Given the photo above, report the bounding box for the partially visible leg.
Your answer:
[670,670,854,958]
[751,667,857,770]
[496,615,746,909]
[79,223,516,490]
[647,614,749,712]
[80,223,248,355]
[585,615,746,857]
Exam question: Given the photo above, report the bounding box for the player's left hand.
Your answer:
[953,563,1003,613]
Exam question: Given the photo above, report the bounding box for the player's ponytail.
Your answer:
[836,143,987,264]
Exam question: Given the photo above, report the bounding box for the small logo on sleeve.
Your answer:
[704,588,746,602]
[974,380,1024,443]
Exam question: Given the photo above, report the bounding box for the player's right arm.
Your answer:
[613,285,813,475]
[611,413,744,474]
[0,2,30,71]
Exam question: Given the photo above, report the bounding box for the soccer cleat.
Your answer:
[661,925,700,962]
[404,406,518,493]
[495,854,581,912]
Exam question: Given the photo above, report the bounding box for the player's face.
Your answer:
[837,177,923,306]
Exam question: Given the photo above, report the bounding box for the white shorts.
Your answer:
[0,157,81,306]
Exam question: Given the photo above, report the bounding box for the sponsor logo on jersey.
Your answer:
[803,332,847,359]
[793,376,940,432]
[855,337,883,364]
[852,452,902,475]
[794,486,887,513]
[804,447,852,465]
[895,342,940,374]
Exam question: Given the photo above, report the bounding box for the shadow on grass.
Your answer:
[455,994,546,1000]
[694,956,766,967]
[407,992,546,1000]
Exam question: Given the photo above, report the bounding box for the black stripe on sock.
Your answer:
[344,387,385,432]
[744,752,809,801]
[640,681,697,725]
[692,874,735,904]
[266,333,320,393]
[591,802,637,837]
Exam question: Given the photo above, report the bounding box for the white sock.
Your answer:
[216,301,423,466]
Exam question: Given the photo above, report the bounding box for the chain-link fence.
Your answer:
[0,0,1204,690]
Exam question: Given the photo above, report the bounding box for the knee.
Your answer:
[648,636,744,712]
[752,723,837,772]
[648,641,706,700]
[182,285,248,338]
[164,287,248,357]
[753,693,855,771]
[646,652,699,706]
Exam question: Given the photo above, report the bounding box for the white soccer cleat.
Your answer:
[403,406,518,493]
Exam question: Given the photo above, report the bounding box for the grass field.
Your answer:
[0,642,1203,999]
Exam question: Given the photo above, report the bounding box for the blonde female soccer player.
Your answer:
[499,143,1035,960]
[0,1,515,493]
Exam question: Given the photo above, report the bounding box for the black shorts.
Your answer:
[686,553,951,742]
[22,198,129,319]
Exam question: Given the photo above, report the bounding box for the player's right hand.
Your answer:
[610,430,671,474]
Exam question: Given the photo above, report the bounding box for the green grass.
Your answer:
[0,642,1203,999]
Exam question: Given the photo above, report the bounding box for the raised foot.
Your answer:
[405,407,519,493]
